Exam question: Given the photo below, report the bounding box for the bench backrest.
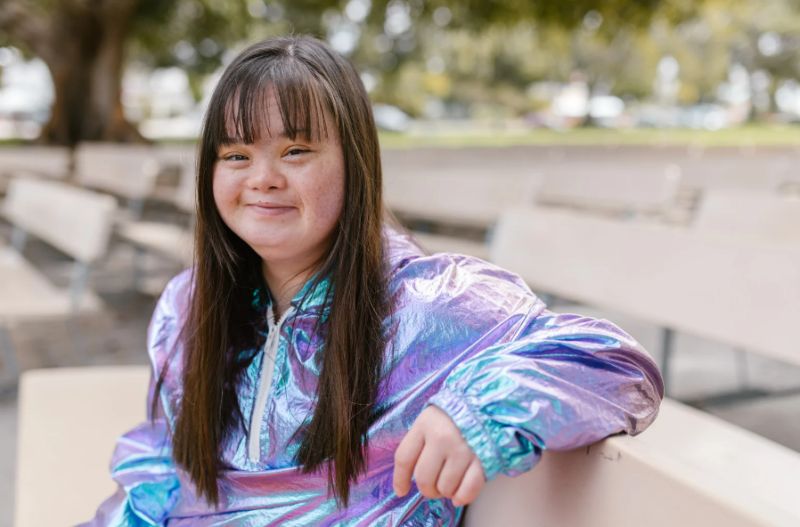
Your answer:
[465,398,800,527]
[535,161,683,216]
[679,154,795,193]
[74,143,161,201]
[155,144,197,213]
[491,206,800,366]
[173,157,197,213]
[15,367,150,527]
[693,190,800,243]
[383,172,538,229]
[0,146,71,180]
[3,178,117,263]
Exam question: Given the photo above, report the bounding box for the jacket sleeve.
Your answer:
[81,274,188,526]
[84,409,181,526]
[428,306,664,481]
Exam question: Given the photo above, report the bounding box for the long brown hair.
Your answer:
[161,35,389,507]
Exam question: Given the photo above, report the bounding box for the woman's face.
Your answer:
[213,90,345,275]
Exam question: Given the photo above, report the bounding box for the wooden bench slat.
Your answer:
[491,207,800,367]
[0,248,101,322]
[117,221,193,265]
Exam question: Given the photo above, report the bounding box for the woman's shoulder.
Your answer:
[147,269,193,392]
[384,230,544,322]
[155,268,194,320]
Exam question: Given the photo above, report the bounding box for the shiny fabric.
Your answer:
[84,227,663,526]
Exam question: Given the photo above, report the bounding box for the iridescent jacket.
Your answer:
[85,227,663,526]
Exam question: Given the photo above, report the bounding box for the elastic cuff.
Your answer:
[427,387,503,480]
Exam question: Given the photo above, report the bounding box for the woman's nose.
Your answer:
[248,158,286,190]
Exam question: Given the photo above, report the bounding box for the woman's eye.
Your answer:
[286,148,309,157]
[222,153,247,162]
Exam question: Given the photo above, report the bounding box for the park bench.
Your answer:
[383,170,539,259]
[0,179,116,392]
[74,142,162,219]
[534,161,685,220]
[692,190,800,244]
[14,365,800,526]
[384,170,538,229]
[678,151,798,194]
[114,146,195,292]
[0,146,71,194]
[490,206,800,394]
[150,143,197,208]
[382,154,689,259]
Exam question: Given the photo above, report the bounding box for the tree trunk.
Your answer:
[38,1,144,146]
[1,1,144,146]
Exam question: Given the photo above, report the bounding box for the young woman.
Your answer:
[85,35,663,526]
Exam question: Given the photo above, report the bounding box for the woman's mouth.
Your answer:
[247,203,296,216]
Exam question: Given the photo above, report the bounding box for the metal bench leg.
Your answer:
[11,226,28,252]
[0,325,20,396]
[660,327,675,397]
[129,198,145,220]
[66,315,91,367]
[735,348,749,390]
[69,262,91,310]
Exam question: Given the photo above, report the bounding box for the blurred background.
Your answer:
[3,0,800,143]
[1,1,799,525]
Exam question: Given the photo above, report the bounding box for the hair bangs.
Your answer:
[217,60,332,146]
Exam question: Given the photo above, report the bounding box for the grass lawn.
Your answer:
[378,124,800,149]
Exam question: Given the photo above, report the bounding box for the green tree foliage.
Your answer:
[0,0,728,144]
[0,0,257,145]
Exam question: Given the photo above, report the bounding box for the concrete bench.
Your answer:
[116,143,195,266]
[15,366,150,527]
[74,143,161,219]
[0,178,116,390]
[679,153,797,194]
[491,207,800,370]
[115,147,195,292]
[151,143,197,210]
[692,190,800,244]
[465,397,800,527]
[410,231,490,261]
[535,161,684,218]
[15,366,800,526]
[382,170,538,258]
[0,146,71,194]
[384,171,538,230]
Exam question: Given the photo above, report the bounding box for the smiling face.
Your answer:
[212,90,345,282]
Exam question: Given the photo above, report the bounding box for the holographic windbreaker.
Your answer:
[84,227,663,526]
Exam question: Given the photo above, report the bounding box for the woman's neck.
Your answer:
[262,262,314,320]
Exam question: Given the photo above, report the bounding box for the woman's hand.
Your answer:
[393,405,486,506]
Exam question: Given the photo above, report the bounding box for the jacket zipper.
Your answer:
[248,304,294,464]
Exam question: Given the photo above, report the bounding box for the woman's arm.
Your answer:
[82,400,180,526]
[428,308,663,481]
[80,272,191,526]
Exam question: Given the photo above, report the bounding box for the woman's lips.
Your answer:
[247,203,296,216]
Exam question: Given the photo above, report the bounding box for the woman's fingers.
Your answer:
[393,427,424,497]
[412,442,446,499]
[451,458,486,507]
[435,447,473,498]
[394,406,486,503]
